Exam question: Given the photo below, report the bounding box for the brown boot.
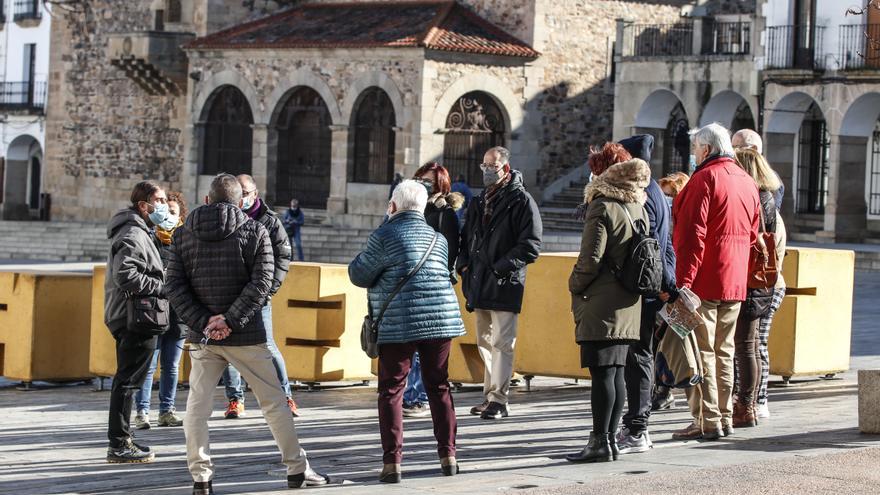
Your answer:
[733,402,758,428]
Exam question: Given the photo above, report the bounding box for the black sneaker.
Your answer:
[469,400,489,416]
[651,387,676,411]
[480,402,509,420]
[288,468,330,488]
[192,480,213,495]
[107,438,155,464]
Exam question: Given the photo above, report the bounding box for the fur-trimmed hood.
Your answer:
[584,159,651,205]
[430,192,466,211]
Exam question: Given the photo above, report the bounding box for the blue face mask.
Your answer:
[241,196,254,211]
[665,195,674,209]
[147,202,169,226]
[158,213,179,231]
[688,154,698,172]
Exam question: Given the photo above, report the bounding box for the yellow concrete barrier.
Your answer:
[274,262,373,382]
[514,253,590,380]
[89,265,192,380]
[0,271,92,383]
[768,247,854,381]
[447,283,485,385]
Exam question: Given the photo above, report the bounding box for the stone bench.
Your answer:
[859,370,880,434]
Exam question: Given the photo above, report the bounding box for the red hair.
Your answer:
[413,162,451,195]
[588,143,632,176]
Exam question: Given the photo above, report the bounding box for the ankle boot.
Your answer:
[608,432,619,461]
[733,402,757,428]
[440,456,459,476]
[379,463,401,483]
[565,432,612,463]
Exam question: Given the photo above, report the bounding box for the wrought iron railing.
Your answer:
[765,24,826,70]
[13,0,41,21]
[624,22,694,57]
[0,81,47,112]
[703,21,751,55]
[840,24,880,70]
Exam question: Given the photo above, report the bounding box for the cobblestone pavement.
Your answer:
[0,273,877,495]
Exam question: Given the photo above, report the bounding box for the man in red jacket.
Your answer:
[671,123,760,441]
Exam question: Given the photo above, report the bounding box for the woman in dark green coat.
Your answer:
[567,144,650,464]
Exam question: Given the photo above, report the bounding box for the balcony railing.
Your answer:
[703,21,751,55]
[765,24,826,70]
[840,23,880,70]
[0,81,47,113]
[624,22,694,57]
[13,0,41,21]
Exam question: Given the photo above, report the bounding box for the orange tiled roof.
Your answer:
[186,0,539,58]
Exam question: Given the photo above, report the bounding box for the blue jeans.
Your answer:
[403,352,428,405]
[134,330,186,413]
[222,303,291,400]
[290,230,304,261]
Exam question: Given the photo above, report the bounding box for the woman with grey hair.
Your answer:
[349,180,466,483]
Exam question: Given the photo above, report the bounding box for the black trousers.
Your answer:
[108,329,157,448]
[622,300,662,435]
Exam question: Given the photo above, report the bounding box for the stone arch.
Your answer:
[198,85,255,176]
[699,90,755,130]
[4,134,43,216]
[349,87,397,184]
[431,74,523,136]
[193,69,263,125]
[765,91,824,134]
[340,71,405,129]
[266,69,343,126]
[634,89,688,129]
[840,92,880,138]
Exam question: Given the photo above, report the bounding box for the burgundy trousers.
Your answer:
[378,338,457,464]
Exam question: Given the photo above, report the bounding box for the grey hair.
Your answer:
[690,123,735,157]
[236,173,256,190]
[391,179,428,214]
[208,173,243,205]
[732,129,763,154]
[487,146,511,165]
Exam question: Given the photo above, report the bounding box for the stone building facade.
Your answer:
[42,0,693,224]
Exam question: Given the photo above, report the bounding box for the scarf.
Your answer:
[245,197,262,220]
[155,220,182,246]
[483,172,513,225]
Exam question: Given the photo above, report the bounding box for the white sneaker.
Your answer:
[756,403,770,419]
[617,431,653,454]
[133,411,151,430]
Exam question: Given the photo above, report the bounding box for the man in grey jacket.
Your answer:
[166,174,328,495]
[104,181,168,463]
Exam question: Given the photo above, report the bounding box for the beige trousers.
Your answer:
[685,300,741,431]
[475,309,519,405]
[184,343,309,482]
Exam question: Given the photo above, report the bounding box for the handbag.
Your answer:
[655,322,704,388]
[748,207,779,290]
[126,293,170,336]
[360,233,439,358]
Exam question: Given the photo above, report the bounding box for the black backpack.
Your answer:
[609,202,663,296]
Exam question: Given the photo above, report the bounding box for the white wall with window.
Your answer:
[0,0,51,219]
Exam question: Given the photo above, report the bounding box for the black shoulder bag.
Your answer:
[361,233,439,358]
[126,292,170,336]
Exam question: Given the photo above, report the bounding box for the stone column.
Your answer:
[691,17,704,56]
[251,123,269,201]
[327,124,350,218]
[822,134,868,241]
[765,132,797,223]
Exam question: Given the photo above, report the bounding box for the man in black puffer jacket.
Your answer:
[616,135,677,454]
[456,146,542,421]
[219,174,299,420]
[167,174,328,494]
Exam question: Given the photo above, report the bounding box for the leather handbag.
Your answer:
[361,233,439,358]
[748,207,779,290]
[126,293,171,336]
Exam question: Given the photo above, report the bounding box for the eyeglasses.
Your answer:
[242,189,257,197]
[479,162,502,171]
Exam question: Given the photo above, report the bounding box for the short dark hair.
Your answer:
[130,181,162,208]
[208,173,242,204]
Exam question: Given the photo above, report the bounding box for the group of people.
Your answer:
[102,122,787,492]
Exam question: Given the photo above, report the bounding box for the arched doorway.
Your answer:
[634,89,690,177]
[199,85,253,176]
[441,91,506,187]
[272,86,332,209]
[3,134,42,219]
[699,90,755,133]
[350,87,396,184]
[796,102,829,214]
[731,100,756,134]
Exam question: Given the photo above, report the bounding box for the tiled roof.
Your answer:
[185,0,539,58]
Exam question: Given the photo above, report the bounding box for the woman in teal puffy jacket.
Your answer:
[349,180,465,484]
